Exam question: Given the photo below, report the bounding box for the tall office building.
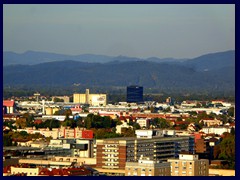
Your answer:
[127,85,143,103]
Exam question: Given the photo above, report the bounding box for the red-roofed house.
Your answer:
[3,100,15,114]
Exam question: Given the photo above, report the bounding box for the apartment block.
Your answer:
[125,156,171,176]
[96,135,194,171]
[168,153,209,176]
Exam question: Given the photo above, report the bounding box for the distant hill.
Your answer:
[3,50,187,66]
[181,50,235,71]
[3,50,235,93]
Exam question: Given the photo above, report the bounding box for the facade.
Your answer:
[3,100,16,114]
[96,135,194,171]
[199,118,222,127]
[17,127,93,139]
[125,156,171,176]
[73,89,107,106]
[127,86,143,103]
[200,127,231,135]
[48,138,94,158]
[116,122,132,134]
[136,118,150,128]
[19,157,96,167]
[167,153,209,176]
[11,166,39,176]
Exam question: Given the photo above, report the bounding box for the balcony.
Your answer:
[102,151,119,155]
[102,165,119,169]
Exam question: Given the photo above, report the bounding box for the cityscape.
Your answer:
[3,4,235,176]
[3,87,235,176]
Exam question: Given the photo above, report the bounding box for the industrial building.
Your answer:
[73,89,107,106]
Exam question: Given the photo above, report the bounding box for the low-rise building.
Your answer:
[167,153,209,176]
[125,156,171,176]
[200,127,231,135]
[136,118,150,128]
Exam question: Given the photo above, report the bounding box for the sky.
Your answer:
[3,4,235,59]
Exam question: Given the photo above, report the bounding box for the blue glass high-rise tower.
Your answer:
[127,85,143,103]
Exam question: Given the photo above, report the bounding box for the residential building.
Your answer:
[96,135,194,173]
[200,127,232,135]
[3,100,16,114]
[116,122,132,134]
[125,156,171,176]
[48,138,94,158]
[136,118,150,128]
[16,126,93,139]
[199,118,222,127]
[167,153,209,176]
[18,157,96,167]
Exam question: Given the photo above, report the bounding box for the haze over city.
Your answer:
[3,4,235,59]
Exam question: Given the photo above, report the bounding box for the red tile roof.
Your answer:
[38,167,91,176]
[3,100,15,107]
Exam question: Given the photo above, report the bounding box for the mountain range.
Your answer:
[3,50,235,93]
[3,50,188,66]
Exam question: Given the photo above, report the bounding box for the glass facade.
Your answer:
[127,86,143,103]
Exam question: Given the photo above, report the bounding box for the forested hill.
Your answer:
[3,50,235,93]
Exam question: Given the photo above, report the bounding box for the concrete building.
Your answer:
[116,122,132,134]
[96,135,194,172]
[167,153,209,176]
[48,138,94,158]
[73,89,107,106]
[16,126,93,139]
[11,166,39,176]
[200,127,232,135]
[125,156,171,176]
[18,157,96,167]
[136,118,150,128]
[199,118,222,127]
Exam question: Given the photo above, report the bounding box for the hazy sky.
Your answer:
[3,4,235,59]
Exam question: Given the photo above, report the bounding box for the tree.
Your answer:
[230,127,235,135]
[84,117,92,129]
[53,97,64,102]
[227,107,235,117]
[163,107,171,113]
[61,118,76,128]
[214,133,235,169]
[103,116,112,128]
[133,123,141,130]
[121,128,135,137]
[3,134,12,146]
[158,118,170,129]
[15,118,27,129]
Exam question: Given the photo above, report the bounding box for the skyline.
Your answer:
[3,4,235,59]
